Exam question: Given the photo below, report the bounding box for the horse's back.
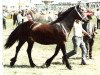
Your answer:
[16,21,66,44]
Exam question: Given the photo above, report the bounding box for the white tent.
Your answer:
[53,0,82,3]
[53,0,100,3]
[87,0,100,2]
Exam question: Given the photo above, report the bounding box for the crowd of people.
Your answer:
[13,10,33,26]
[3,10,34,30]
[2,7,100,30]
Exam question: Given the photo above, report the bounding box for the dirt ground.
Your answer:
[3,19,100,75]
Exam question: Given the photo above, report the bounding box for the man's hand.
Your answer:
[88,35,92,39]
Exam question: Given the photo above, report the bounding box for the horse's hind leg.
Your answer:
[45,44,60,67]
[60,43,72,70]
[27,40,36,67]
[10,40,25,67]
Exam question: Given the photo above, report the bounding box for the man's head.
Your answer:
[87,15,92,22]
[87,15,92,20]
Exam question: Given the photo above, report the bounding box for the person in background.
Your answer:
[82,15,97,59]
[13,12,18,26]
[21,10,25,23]
[3,12,6,30]
[17,11,23,25]
[26,11,33,21]
[3,14,6,29]
[95,9,100,29]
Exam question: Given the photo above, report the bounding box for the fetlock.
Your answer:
[10,57,16,62]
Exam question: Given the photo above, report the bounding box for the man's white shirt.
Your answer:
[73,21,83,37]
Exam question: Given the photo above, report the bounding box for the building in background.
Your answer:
[2,0,100,13]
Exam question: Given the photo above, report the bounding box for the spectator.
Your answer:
[3,12,6,30]
[13,12,18,26]
[17,11,23,25]
[3,15,6,29]
[26,11,33,21]
[95,9,100,29]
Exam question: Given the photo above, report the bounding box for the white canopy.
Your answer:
[87,0,100,2]
[53,0,100,3]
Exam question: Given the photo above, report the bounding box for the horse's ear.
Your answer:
[76,5,80,9]
[77,5,82,9]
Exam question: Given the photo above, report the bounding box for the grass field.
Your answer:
[3,19,100,75]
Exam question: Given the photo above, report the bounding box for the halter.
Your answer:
[75,6,85,20]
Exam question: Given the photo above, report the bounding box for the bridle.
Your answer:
[75,6,86,21]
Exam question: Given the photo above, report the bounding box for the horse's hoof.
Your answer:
[45,60,51,67]
[67,66,72,70]
[10,61,15,67]
[66,64,72,70]
[30,64,36,68]
[10,58,16,67]
[45,62,50,67]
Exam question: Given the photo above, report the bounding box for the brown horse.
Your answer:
[4,5,87,70]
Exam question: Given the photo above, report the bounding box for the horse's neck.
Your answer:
[61,16,75,33]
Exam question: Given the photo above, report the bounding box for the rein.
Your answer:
[75,6,85,20]
[60,24,68,34]
[59,23,70,38]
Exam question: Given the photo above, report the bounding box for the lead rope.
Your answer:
[60,23,70,38]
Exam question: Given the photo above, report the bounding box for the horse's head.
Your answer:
[56,5,88,23]
[50,5,89,32]
[74,5,88,22]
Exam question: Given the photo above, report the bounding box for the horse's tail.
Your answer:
[4,21,34,49]
[4,26,18,49]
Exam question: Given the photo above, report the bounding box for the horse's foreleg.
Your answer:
[45,44,60,67]
[27,41,36,67]
[60,43,72,70]
[10,40,25,67]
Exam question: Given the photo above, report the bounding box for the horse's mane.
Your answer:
[50,6,75,24]
[58,6,75,19]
